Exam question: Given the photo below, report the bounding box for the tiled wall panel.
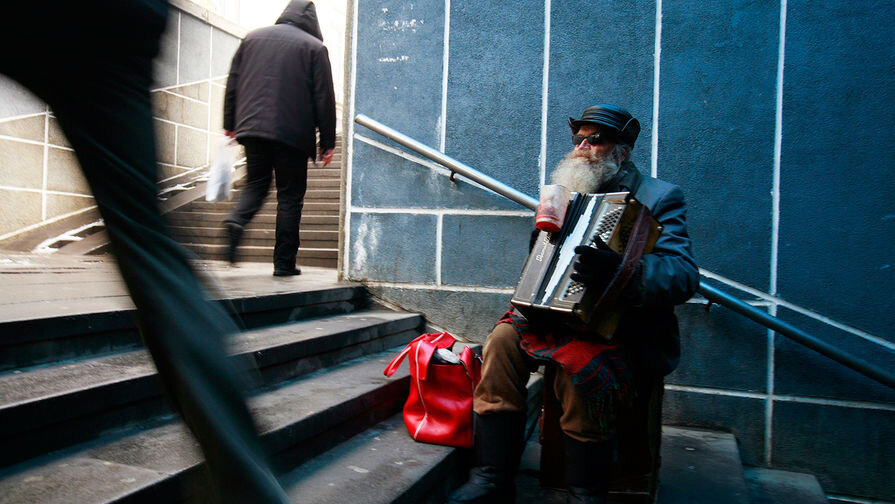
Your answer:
[0,7,242,243]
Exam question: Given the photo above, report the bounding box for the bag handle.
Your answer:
[414,332,455,381]
[459,346,482,386]
[383,332,456,378]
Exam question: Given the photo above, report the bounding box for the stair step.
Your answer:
[166,211,338,228]
[0,309,423,468]
[744,467,828,504]
[184,244,337,260]
[281,413,458,504]
[307,178,341,189]
[0,349,415,504]
[282,374,544,504]
[0,272,364,371]
[307,168,342,179]
[169,227,337,248]
[657,426,750,504]
[186,190,340,213]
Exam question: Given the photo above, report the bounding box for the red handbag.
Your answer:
[383,332,482,448]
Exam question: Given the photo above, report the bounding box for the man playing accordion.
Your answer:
[449,104,699,504]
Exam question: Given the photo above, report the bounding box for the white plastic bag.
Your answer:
[206,136,237,202]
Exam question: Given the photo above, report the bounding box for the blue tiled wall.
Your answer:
[659,0,779,289]
[444,2,544,197]
[778,2,895,339]
[347,1,894,499]
[355,0,445,148]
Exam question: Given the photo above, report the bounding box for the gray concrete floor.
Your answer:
[0,251,343,324]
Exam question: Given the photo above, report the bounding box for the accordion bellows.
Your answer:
[511,192,660,340]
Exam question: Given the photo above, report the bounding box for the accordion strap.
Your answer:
[588,204,654,321]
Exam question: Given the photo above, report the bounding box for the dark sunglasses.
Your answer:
[572,133,612,146]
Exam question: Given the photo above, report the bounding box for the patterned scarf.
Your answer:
[498,308,633,429]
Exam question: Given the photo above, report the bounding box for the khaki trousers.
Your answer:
[474,323,616,442]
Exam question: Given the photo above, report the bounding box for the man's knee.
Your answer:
[483,323,521,357]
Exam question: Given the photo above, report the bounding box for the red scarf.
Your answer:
[499,308,632,428]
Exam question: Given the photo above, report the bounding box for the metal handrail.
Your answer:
[699,283,894,390]
[355,114,538,210]
[353,114,895,391]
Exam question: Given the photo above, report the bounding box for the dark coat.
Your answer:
[223,0,336,157]
[602,161,700,376]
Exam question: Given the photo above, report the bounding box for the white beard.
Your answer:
[550,151,621,194]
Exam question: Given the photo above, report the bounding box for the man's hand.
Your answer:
[318,148,334,167]
[224,129,236,139]
[570,245,622,289]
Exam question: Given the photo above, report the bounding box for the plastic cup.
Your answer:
[536,184,571,233]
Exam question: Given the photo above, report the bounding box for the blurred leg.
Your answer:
[31,54,288,504]
[227,138,275,228]
[271,144,308,272]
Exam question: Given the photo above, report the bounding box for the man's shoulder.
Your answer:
[244,24,323,48]
[632,168,686,210]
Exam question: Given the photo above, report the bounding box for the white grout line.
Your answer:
[0,134,45,147]
[436,214,443,286]
[0,111,47,124]
[154,117,211,134]
[343,0,360,279]
[772,0,787,299]
[665,384,895,412]
[352,207,531,217]
[160,88,208,106]
[538,0,551,188]
[771,393,895,412]
[362,280,515,295]
[0,205,98,242]
[440,0,450,153]
[176,12,182,85]
[0,185,95,198]
[174,124,180,166]
[651,0,662,178]
[666,384,767,400]
[156,164,204,182]
[206,25,214,166]
[1,133,76,152]
[765,323,776,465]
[766,0,787,458]
[151,75,229,93]
[41,109,49,221]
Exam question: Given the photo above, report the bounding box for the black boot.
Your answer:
[564,434,615,504]
[224,221,243,265]
[447,412,526,504]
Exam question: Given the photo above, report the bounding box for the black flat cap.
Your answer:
[568,104,641,147]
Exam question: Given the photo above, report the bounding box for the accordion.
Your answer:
[511,191,661,340]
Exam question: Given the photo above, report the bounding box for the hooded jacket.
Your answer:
[223,0,336,157]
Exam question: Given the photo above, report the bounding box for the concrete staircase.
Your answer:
[0,257,829,503]
[166,136,343,269]
[0,264,473,503]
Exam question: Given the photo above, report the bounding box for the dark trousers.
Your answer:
[1,7,287,503]
[227,138,309,271]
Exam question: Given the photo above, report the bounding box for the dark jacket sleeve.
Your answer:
[633,185,699,307]
[313,45,337,151]
[222,43,243,132]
